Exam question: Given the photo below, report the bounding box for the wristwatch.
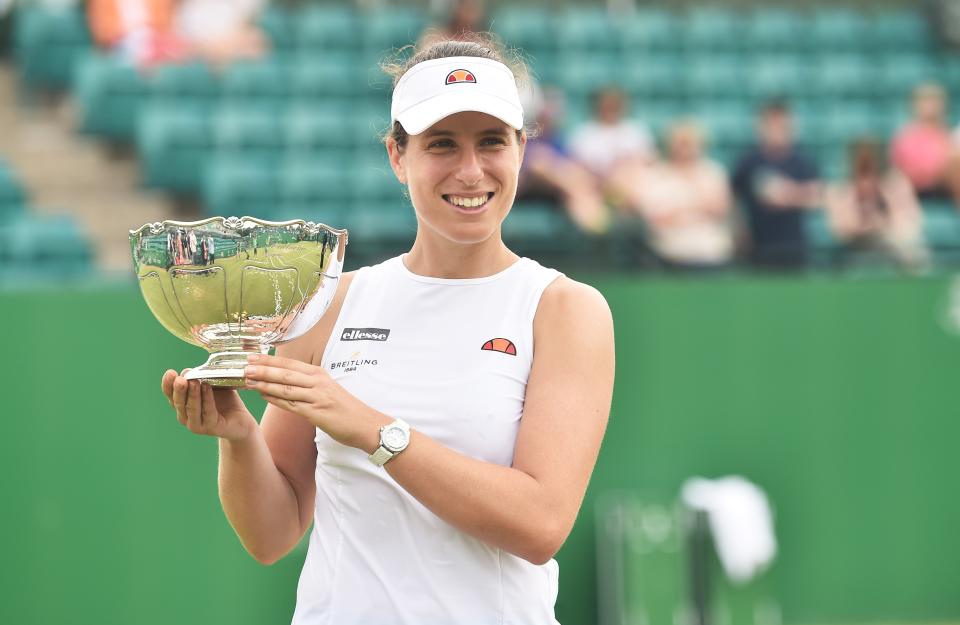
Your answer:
[368,418,411,467]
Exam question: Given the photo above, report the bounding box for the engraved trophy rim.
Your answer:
[129,215,349,241]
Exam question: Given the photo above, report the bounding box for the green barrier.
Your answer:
[2,275,959,624]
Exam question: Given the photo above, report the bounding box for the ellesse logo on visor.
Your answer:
[341,328,390,341]
[445,69,476,85]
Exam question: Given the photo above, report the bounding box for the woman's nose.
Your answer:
[455,147,484,186]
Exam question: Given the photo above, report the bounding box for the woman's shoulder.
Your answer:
[535,274,612,334]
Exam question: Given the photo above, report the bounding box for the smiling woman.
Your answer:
[161,34,615,625]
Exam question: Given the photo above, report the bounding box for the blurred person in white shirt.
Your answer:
[569,87,656,179]
[623,120,736,270]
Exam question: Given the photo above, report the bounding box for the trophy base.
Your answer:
[184,350,265,387]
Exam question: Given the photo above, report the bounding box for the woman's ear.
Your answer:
[518,131,527,163]
[386,138,407,185]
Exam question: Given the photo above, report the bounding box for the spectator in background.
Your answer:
[517,84,610,234]
[732,99,821,270]
[891,83,960,208]
[88,0,267,69]
[624,120,735,270]
[826,138,931,273]
[569,87,656,180]
[419,0,488,47]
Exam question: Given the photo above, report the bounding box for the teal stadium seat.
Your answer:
[0,214,92,280]
[692,101,753,151]
[503,202,578,256]
[137,106,210,193]
[13,5,91,90]
[212,105,284,161]
[620,53,684,100]
[812,102,885,150]
[269,202,344,226]
[221,59,289,107]
[684,54,746,98]
[922,206,960,249]
[73,53,149,140]
[804,211,838,266]
[746,55,808,99]
[681,7,742,52]
[349,154,399,204]
[296,5,360,51]
[285,104,354,154]
[620,9,682,53]
[556,7,619,52]
[289,52,366,99]
[492,8,557,56]
[150,61,219,111]
[203,157,278,218]
[347,102,391,151]
[340,202,417,248]
[362,6,425,54]
[744,8,803,52]
[555,52,619,97]
[278,155,352,207]
[809,8,870,52]
[875,53,941,96]
[0,164,27,219]
[258,6,295,53]
[811,54,875,98]
[870,10,931,52]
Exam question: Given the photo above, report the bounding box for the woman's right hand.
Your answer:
[161,369,258,442]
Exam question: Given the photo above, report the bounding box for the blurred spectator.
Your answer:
[826,138,931,273]
[623,120,735,270]
[88,0,266,69]
[733,99,822,270]
[419,0,488,47]
[569,87,656,179]
[891,83,960,208]
[517,84,610,234]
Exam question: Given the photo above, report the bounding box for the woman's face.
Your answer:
[387,111,525,245]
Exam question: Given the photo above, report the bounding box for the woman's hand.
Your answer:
[242,354,385,451]
[161,369,258,442]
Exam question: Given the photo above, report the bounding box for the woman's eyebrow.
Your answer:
[423,129,455,138]
[479,128,509,136]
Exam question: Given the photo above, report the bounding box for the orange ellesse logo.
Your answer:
[481,338,516,356]
[446,69,476,85]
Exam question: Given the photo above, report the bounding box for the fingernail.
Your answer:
[245,366,257,375]
[248,354,260,362]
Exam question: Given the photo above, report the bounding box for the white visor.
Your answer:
[390,56,524,135]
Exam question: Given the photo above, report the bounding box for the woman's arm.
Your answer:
[245,276,615,564]
[218,272,355,564]
[381,278,615,563]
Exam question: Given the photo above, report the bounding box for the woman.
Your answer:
[160,37,615,624]
[623,119,735,270]
[827,137,930,273]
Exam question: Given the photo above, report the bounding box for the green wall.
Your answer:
[2,275,958,625]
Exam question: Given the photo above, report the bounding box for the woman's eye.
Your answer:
[481,137,506,146]
[428,139,454,149]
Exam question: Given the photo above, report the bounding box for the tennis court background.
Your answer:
[2,274,957,624]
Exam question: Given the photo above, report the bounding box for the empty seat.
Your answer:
[285,104,354,153]
[681,7,743,52]
[203,157,278,218]
[349,154,399,203]
[221,59,289,103]
[278,155,352,206]
[810,54,875,97]
[296,5,360,50]
[492,7,557,55]
[746,55,809,99]
[683,54,746,98]
[137,106,211,193]
[809,8,870,51]
[13,5,91,90]
[362,7,425,53]
[149,61,219,106]
[555,52,619,96]
[620,9,682,53]
[744,8,803,51]
[619,54,684,99]
[869,10,932,51]
[556,7,619,51]
[73,53,149,140]
[875,53,940,95]
[289,52,365,99]
[212,105,284,157]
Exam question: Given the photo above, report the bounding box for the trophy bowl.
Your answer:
[130,216,348,386]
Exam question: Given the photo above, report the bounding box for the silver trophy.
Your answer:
[130,216,348,386]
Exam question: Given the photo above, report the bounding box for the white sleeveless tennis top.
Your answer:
[291,253,564,625]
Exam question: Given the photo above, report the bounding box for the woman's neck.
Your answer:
[403,231,519,279]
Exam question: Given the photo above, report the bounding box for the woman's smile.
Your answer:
[443,192,495,213]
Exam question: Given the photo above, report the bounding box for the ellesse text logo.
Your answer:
[341,327,390,342]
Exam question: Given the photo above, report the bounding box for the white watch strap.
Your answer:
[368,445,395,467]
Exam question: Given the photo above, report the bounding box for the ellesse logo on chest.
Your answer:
[341,327,390,341]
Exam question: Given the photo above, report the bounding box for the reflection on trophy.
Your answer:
[130,216,348,386]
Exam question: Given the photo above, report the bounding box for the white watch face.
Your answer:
[382,426,408,452]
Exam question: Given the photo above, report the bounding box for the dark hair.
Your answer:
[759,98,790,117]
[381,34,529,151]
[848,136,888,178]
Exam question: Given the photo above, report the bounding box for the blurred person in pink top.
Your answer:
[890,83,960,208]
[622,120,736,270]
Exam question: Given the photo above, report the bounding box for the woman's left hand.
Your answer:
[243,354,385,450]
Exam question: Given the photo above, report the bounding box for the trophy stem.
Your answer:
[184,347,269,387]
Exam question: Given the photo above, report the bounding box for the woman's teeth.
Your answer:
[446,194,491,208]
